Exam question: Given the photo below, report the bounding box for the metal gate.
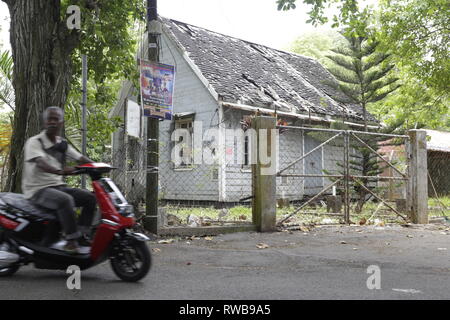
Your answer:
[275,125,411,228]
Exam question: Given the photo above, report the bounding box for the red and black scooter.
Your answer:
[0,163,151,282]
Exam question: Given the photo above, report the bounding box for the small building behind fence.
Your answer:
[426,129,450,197]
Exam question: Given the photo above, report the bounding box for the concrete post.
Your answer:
[408,130,428,224]
[252,116,277,232]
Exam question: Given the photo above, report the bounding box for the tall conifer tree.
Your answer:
[325,30,403,214]
[326,34,400,130]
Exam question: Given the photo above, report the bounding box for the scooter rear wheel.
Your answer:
[110,241,151,282]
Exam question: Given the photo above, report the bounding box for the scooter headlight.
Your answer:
[117,204,134,218]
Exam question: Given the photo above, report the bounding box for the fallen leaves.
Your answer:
[299,226,310,233]
[205,236,214,241]
[151,248,161,253]
[158,239,175,244]
[256,243,270,249]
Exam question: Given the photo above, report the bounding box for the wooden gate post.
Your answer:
[252,116,277,232]
[408,130,428,224]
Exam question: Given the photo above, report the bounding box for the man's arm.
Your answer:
[34,157,73,175]
[66,143,93,165]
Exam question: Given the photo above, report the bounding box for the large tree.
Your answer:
[376,0,449,130]
[278,0,449,130]
[2,0,144,192]
[378,0,449,94]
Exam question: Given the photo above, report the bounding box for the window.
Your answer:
[241,131,254,169]
[244,135,250,166]
[174,118,194,168]
[212,168,219,181]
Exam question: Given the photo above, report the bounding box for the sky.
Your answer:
[0,0,332,52]
[158,0,324,50]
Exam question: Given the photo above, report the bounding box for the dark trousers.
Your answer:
[31,186,97,240]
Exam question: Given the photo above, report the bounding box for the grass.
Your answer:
[162,200,406,226]
[428,196,450,218]
[160,196,450,226]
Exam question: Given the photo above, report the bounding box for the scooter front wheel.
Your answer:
[110,241,151,282]
[0,264,20,277]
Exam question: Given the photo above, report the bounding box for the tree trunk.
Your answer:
[3,0,79,192]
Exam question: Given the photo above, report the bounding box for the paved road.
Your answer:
[0,224,449,300]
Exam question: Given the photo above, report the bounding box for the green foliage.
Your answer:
[276,0,375,36]
[287,30,346,66]
[0,50,14,111]
[378,0,450,94]
[59,1,145,170]
[0,111,12,190]
[65,78,123,161]
[63,0,145,87]
[371,69,450,130]
[279,0,449,130]
[374,0,450,130]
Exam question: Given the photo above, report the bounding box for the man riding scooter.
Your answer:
[22,106,95,254]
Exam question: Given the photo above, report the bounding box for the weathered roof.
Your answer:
[162,17,374,122]
[425,129,450,153]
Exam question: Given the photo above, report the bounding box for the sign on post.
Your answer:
[140,59,175,120]
[126,99,141,138]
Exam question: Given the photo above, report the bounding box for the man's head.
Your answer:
[43,106,64,136]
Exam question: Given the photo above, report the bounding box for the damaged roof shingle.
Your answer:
[162,17,375,122]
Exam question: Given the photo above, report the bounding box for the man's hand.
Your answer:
[60,167,77,176]
[78,156,93,164]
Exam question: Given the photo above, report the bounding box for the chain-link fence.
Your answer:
[111,129,253,228]
[427,149,450,221]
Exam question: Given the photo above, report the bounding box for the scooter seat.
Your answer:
[0,192,56,221]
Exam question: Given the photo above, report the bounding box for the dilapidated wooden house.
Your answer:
[110,17,377,205]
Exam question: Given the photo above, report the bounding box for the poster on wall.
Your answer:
[140,59,175,120]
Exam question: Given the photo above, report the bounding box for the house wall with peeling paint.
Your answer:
[221,108,351,202]
[157,32,221,202]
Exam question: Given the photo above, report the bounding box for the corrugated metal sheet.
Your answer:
[426,130,450,153]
